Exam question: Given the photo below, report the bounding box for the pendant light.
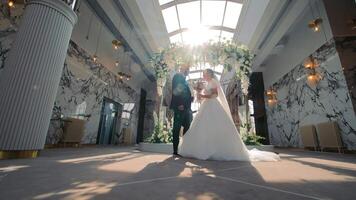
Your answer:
[308,1,323,32]
[93,22,103,63]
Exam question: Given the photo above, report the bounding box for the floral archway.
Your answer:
[148,41,254,143]
[151,41,253,94]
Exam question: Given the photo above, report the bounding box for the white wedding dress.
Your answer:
[179,79,280,161]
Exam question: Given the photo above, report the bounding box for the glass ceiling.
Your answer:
[159,0,243,45]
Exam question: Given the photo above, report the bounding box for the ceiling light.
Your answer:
[93,55,98,62]
[117,72,131,82]
[8,0,14,8]
[308,18,323,32]
[112,40,122,50]
[307,73,321,87]
[303,56,319,69]
[115,61,119,67]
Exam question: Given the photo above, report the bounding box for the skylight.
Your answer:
[162,6,179,33]
[160,0,243,46]
[202,0,225,26]
[224,1,243,29]
[159,0,173,5]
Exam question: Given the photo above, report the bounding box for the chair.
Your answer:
[316,121,344,153]
[300,124,319,151]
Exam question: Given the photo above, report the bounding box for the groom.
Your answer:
[170,64,193,156]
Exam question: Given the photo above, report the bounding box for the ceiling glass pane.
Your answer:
[159,0,173,5]
[220,31,234,41]
[170,34,182,44]
[177,1,200,29]
[202,0,226,26]
[162,6,179,33]
[223,2,243,29]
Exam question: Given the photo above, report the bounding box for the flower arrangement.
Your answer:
[146,122,173,143]
[192,80,205,103]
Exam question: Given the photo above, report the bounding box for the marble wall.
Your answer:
[47,41,139,144]
[266,39,356,149]
[0,9,139,145]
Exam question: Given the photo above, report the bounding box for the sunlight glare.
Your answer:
[183,25,210,46]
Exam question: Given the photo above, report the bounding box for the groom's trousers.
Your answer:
[172,109,193,154]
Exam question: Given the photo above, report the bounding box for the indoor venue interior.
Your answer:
[0,0,355,199]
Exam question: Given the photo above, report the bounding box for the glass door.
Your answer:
[97,98,123,145]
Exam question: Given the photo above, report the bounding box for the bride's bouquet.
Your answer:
[192,80,205,103]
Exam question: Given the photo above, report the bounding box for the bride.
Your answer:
[178,69,280,161]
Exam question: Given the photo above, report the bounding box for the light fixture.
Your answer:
[115,60,119,67]
[93,55,98,63]
[112,40,122,50]
[266,88,277,107]
[8,0,14,8]
[306,69,321,87]
[303,56,319,69]
[303,55,321,86]
[308,18,323,32]
[117,72,131,82]
[307,1,323,32]
[93,23,103,63]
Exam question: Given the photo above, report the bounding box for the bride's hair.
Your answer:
[205,68,217,79]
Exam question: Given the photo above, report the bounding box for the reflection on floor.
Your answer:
[0,147,355,200]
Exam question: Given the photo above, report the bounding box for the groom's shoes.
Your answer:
[173,153,182,157]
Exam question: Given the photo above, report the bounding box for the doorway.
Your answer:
[136,89,146,144]
[97,97,123,145]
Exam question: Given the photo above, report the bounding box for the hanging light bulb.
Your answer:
[307,70,321,87]
[8,0,14,8]
[306,67,321,87]
[115,60,119,67]
[92,23,102,64]
[93,55,98,62]
[303,56,319,69]
[112,40,122,50]
[308,18,323,32]
[266,88,277,107]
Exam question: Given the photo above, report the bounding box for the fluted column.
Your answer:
[0,0,77,153]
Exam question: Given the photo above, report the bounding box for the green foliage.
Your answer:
[146,123,173,143]
[242,134,265,146]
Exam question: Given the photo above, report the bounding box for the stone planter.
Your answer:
[139,142,275,154]
[139,143,172,154]
[246,145,275,152]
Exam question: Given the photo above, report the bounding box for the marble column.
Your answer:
[0,0,77,152]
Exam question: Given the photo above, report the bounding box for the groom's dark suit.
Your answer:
[170,73,193,154]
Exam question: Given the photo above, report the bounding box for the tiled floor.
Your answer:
[0,147,355,200]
